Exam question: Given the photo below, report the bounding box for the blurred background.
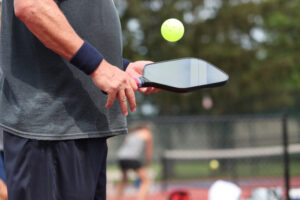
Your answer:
[117,0,300,116]
[3,0,299,199]
[107,0,300,199]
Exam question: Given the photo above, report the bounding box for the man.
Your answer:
[115,123,153,200]
[0,0,156,199]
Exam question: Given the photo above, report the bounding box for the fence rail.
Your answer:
[163,144,300,160]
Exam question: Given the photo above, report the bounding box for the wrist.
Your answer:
[123,58,131,70]
[70,40,104,75]
[90,59,106,79]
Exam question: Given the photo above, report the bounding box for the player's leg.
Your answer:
[114,167,128,200]
[3,131,50,200]
[93,138,108,200]
[136,166,150,200]
[4,131,108,200]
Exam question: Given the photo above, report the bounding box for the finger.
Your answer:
[151,87,160,93]
[127,70,141,78]
[138,87,159,94]
[143,87,152,95]
[138,87,148,94]
[125,87,136,112]
[138,87,152,94]
[129,77,138,91]
[117,90,128,116]
[106,91,117,108]
[145,87,159,94]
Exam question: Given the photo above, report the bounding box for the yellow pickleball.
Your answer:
[209,159,220,170]
[161,18,185,42]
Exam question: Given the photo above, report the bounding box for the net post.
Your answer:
[282,113,290,200]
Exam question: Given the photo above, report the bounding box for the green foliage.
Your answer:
[115,0,300,115]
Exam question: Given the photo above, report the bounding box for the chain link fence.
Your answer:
[108,114,300,199]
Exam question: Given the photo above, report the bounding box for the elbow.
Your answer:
[14,0,35,21]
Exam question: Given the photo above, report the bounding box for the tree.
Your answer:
[115,0,300,116]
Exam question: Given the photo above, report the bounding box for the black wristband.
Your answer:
[70,41,104,75]
[122,58,131,70]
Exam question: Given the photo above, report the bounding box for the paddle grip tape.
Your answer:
[70,41,104,75]
[134,77,143,88]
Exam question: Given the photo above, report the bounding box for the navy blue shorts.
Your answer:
[118,159,142,170]
[3,131,108,200]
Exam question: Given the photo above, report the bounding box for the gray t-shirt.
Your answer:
[117,132,145,162]
[0,0,127,140]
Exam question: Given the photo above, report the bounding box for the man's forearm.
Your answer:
[14,0,83,60]
[13,0,138,115]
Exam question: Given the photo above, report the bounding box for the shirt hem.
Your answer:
[0,123,127,140]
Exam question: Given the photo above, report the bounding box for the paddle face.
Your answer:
[136,58,228,93]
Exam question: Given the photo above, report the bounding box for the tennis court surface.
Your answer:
[107,114,300,199]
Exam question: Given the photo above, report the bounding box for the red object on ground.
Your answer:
[169,190,190,200]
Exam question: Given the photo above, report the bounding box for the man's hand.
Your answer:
[125,61,159,94]
[91,59,137,116]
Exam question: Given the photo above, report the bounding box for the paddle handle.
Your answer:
[133,77,146,88]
